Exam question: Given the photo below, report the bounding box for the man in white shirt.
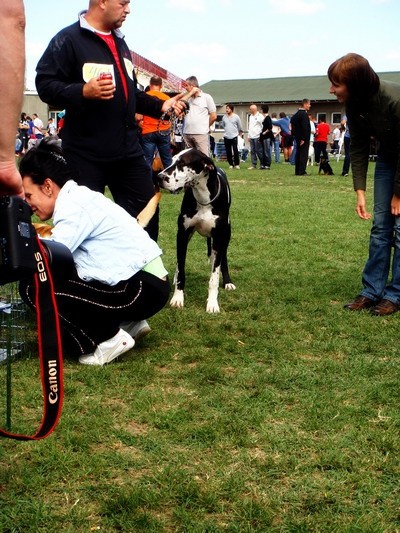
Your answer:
[331,125,341,154]
[183,76,217,156]
[32,113,44,139]
[247,104,264,169]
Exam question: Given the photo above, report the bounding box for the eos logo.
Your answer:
[34,251,48,282]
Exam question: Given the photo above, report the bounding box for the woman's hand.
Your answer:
[356,189,372,220]
[391,194,400,216]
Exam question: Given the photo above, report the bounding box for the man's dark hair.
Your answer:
[186,76,199,88]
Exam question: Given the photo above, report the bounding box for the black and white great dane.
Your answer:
[158,148,236,313]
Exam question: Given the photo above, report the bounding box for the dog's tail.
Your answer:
[137,191,161,228]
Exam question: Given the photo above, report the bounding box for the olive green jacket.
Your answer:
[347,80,400,196]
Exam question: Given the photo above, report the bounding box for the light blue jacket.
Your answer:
[50,181,164,285]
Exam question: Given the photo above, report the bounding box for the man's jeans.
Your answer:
[142,131,172,169]
[249,138,263,168]
[261,138,272,167]
[361,157,400,303]
[273,137,281,163]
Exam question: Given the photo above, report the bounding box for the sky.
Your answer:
[24,0,400,91]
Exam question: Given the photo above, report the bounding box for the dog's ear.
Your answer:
[203,154,215,172]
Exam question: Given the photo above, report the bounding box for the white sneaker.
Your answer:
[235,165,240,169]
[248,166,256,170]
[120,319,151,341]
[79,329,135,366]
[229,165,233,169]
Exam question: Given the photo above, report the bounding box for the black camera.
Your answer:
[0,196,36,285]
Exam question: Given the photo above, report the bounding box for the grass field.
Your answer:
[0,157,399,532]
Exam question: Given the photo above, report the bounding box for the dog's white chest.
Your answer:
[183,207,218,236]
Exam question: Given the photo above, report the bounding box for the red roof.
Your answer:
[131,51,186,92]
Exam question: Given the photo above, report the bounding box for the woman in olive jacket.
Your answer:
[328,53,400,316]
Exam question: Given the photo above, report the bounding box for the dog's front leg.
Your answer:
[206,250,221,313]
[170,266,184,308]
[170,222,193,309]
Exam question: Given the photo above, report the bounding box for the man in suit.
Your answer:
[290,99,312,176]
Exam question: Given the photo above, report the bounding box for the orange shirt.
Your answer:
[141,90,170,135]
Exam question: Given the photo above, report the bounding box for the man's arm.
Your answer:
[209,112,217,127]
[0,1,25,197]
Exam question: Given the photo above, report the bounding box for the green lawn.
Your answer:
[0,157,399,532]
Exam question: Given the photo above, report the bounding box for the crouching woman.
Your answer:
[19,138,170,365]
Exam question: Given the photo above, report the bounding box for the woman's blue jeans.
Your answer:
[361,157,400,303]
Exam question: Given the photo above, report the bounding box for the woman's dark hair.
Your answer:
[19,137,76,187]
[327,53,380,101]
[226,103,234,111]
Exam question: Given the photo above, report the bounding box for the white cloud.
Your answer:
[166,0,206,12]
[25,40,48,90]
[267,0,325,14]
[145,40,229,82]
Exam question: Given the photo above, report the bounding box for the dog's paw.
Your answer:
[224,283,236,291]
[170,290,184,309]
[206,298,220,313]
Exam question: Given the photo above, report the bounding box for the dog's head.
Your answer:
[158,148,215,193]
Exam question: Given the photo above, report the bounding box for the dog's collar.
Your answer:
[195,171,221,206]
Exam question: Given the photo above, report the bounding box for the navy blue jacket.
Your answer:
[290,109,311,143]
[36,21,164,161]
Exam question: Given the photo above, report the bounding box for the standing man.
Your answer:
[140,76,172,170]
[222,104,242,169]
[290,99,312,176]
[247,104,264,170]
[341,115,351,177]
[32,114,44,140]
[35,0,185,241]
[47,117,57,137]
[314,116,331,164]
[0,1,25,198]
[271,113,281,164]
[183,76,217,156]
[260,104,273,170]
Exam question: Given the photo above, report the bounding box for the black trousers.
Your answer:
[223,137,240,166]
[64,151,159,241]
[294,139,310,175]
[342,136,351,175]
[314,141,328,164]
[20,269,170,357]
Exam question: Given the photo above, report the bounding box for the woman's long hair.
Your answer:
[19,137,76,188]
[327,53,380,107]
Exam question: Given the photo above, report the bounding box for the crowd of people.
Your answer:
[2,1,400,371]
[211,102,350,176]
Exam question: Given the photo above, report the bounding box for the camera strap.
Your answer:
[0,236,64,440]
